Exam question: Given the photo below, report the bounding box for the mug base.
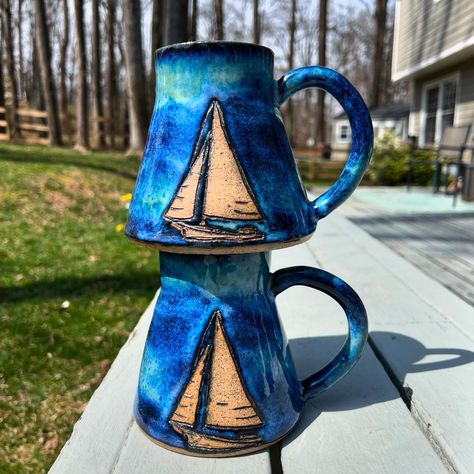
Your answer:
[135,420,297,458]
[126,232,314,255]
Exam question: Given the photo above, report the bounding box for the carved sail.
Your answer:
[202,103,263,222]
[164,143,208,222]
[168,310,264,453]
[169,345,210,427]
[205,312,263,429]
[163,101,265,243]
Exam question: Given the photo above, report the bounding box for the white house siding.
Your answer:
[393,0,474,81]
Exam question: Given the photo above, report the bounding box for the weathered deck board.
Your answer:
[112,423,271,474]
[273,245,446,474]
[309,214,474,473]
[351,213,474,306]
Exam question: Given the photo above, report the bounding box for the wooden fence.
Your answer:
[294,149,372,184]
[0,106,50,144]
[0,106,11,141]
[0,107,118,147]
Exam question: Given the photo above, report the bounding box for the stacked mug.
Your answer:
[126,42,373,457]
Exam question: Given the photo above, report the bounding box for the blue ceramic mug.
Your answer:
[126,42,373,254]
[135,252,367,456]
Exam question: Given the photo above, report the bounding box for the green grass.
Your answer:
[0,144,156,472]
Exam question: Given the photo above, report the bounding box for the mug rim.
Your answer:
[155,40,274,59]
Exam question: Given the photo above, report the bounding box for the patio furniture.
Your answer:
[406,125,471,205]
[462,163,474,202]
[49,212,474,474]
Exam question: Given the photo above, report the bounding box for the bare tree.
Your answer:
[189,0,198,41]
[214,0,224,40]
[28,10,45,110]
[73,0,89,149]
[92,0,105,147]
[151,0,164,107]
[123,0,148,153]
[0,21,4,108]
[152,0,165,52]
[331,6,372,101]
[116,27,130,150]
[286,0,296,144]
[106,0,117,147]
[33,0,62,145]
[316,0,327,150]
[370,0,388,107]
[1,0,18,137]
[17,0,25,102]
[59,0,69,118]
[253,0,260,44]
[164,0,189,44]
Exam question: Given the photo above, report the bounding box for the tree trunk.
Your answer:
[73,0,89,149]
[214,0,224,40]
[0,21,4,108]
[164,0,189,45]
[33,0,62,145]
[370,0,388,108]
[287,0,296,144]
[122,0,148,154]
[92,0,105,148]
[17,0,25,102]
[59,0,69,126]
[31,16,45,110]
[253,0,260,44]
[1,0,18,137]
[152,0,165,52]
[315,0,327,149]
[151,0,164,108]
[189,0,198,41]
[106,0,117,148]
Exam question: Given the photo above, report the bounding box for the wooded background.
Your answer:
[0,0,405,154]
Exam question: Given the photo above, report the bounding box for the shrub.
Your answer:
[368,131,435,186]
[411,148,436,185]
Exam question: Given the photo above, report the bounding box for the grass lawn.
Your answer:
[0,144,157,472]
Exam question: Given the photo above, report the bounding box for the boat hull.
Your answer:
[171,423,262,453]
[135,418,296,458]
[170,221,264,242]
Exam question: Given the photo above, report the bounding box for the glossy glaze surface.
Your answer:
[126,42,373,253]
[135,251,368,456]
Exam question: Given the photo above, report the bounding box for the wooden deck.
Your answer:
[350,212,474,307]
[49,213,474,474]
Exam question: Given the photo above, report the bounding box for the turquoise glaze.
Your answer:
[126,42,373,253]
[135,252,368,455]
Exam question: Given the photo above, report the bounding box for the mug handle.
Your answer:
[271,266,368,400]
[275,66,373,219]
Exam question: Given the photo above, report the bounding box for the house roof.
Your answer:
[333,103,410,121]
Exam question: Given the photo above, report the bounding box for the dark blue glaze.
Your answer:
[125,42,373,253]
[135,251,368,455]
[276,67,373,219]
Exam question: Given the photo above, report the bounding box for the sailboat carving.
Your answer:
[164,100,265,243]
[168,310,264,452]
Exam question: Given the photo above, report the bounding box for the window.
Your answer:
[425,86,439,145]
[422,77,457,146]
[338,123,351,143]
[442,81,456,132]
